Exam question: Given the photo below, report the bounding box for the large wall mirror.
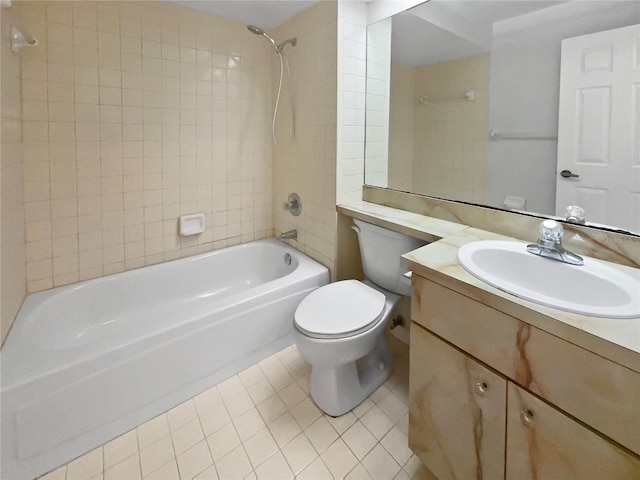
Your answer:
[364,0,640,235]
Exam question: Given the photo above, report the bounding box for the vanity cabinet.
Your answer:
[409,274,640,479]
[506,383,640,479]
[409,326,506,480]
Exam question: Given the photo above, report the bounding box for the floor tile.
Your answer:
[362,444,402,480]
[225,390,255,418]
[295,457,333,480]
[104,453,141,480]
[345,462,373,480]
[243,428,278,468]
[192,465,218,480]
[67,447,103,480]
[267,367,296,392]
[193,386,223,415]
[199,405,232,437]
[214,445,252,479]
[140,435,175,478]
[341,421,377,460]
[206,422,240,461]
[217,375,244,400]
[52,342,413,480]
[381,426,413,467]
[104,429,138,469]
[304,416,338,454]
[280,432,317,475]
[253,451,293,479]
[239,364,267,388]
[289,397,322,430]
[167,400,198,431]
[137,415,170,449]
[171,419,205,456]
[360,405,394,440]
[267,412,301,447]
[233,407,266,442]
[320,439,358,479]
[325,411,357,435]
[142,460,179,480]
[256,394,288,424]
[258,355,283,376]
[176,441,213,480]
[246,377,276,405]
[278,382,306,409]
[377,391,408,424]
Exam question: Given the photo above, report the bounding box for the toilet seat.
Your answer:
[294,280,386,339]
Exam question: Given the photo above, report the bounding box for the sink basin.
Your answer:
[457,241,640,318]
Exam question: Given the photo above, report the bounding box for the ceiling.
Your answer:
[170,0,320,29]
[391,1,565,67]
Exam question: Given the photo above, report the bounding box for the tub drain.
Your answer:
[284,253,292,265]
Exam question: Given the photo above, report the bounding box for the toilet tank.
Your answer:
[353,218,427,296]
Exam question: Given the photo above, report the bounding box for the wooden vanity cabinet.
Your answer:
[506,383,640,480]
[409,326,506,480]
[409,274,640,480]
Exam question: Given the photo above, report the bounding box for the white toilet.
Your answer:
[293,218,426,416]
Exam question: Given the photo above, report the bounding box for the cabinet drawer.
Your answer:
[411,275,640,455]
[506,383,640,479]
[409,325,506,480]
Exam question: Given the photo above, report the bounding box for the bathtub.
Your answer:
[1,239,329,480]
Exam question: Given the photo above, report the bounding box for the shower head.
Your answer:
[247,24,279,53]
[247,25,263,35]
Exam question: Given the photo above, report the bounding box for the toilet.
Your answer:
[293,218,426,416]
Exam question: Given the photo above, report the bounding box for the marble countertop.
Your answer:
[338,201,640,374]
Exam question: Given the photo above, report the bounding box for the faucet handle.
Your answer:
[564,205,585,224]
[540,219,563,243]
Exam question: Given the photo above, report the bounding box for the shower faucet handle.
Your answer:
[282,193,302,216]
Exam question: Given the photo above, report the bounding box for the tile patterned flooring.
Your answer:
[40,335,434,480]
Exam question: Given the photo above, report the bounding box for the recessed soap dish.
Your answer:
[179,213,205,236]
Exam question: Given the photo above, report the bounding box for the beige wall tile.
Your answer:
[18,0,275,292]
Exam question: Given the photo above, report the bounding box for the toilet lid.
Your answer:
[294,280,386,339]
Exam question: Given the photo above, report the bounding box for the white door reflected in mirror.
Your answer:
[556,24,640,233]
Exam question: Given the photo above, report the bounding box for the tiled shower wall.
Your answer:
[1,4,27,344]
[388,62,414,192]
[272,1,339,273]
[412,54,490,204]
[18,1,274,293]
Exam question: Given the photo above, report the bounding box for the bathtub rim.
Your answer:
[1,238,329,390]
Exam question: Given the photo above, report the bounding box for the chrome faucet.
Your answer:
[526,219,583,266]
[279,229,297,242]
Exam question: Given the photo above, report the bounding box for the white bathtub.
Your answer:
[1,239,329,480]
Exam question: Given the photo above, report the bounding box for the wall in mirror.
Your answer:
[364,0,640,234]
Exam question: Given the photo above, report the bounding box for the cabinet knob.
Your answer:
[520,408,535,427]
[475,381,489,396]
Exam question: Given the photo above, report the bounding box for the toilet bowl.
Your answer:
[293,219,426,416]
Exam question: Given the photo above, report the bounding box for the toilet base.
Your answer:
[309,334,392,416]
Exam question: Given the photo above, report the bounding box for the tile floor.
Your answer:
[40,335,435,480]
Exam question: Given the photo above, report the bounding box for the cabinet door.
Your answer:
[409,325,507,480]
[506,383,640,480]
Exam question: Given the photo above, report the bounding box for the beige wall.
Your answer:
[272,1,339,275]
[1,4,27,344]
[18,1,274,293]
[388,61,414,192]
[1,0,368,341]
[413,54,490,204]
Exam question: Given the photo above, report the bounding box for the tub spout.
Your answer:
[279,229,297,242]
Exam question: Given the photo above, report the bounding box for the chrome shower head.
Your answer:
[247,25,279,53]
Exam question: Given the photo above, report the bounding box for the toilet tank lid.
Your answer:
[294,280,385,337]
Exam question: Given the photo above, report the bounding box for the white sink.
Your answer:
[457,241,640,318]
